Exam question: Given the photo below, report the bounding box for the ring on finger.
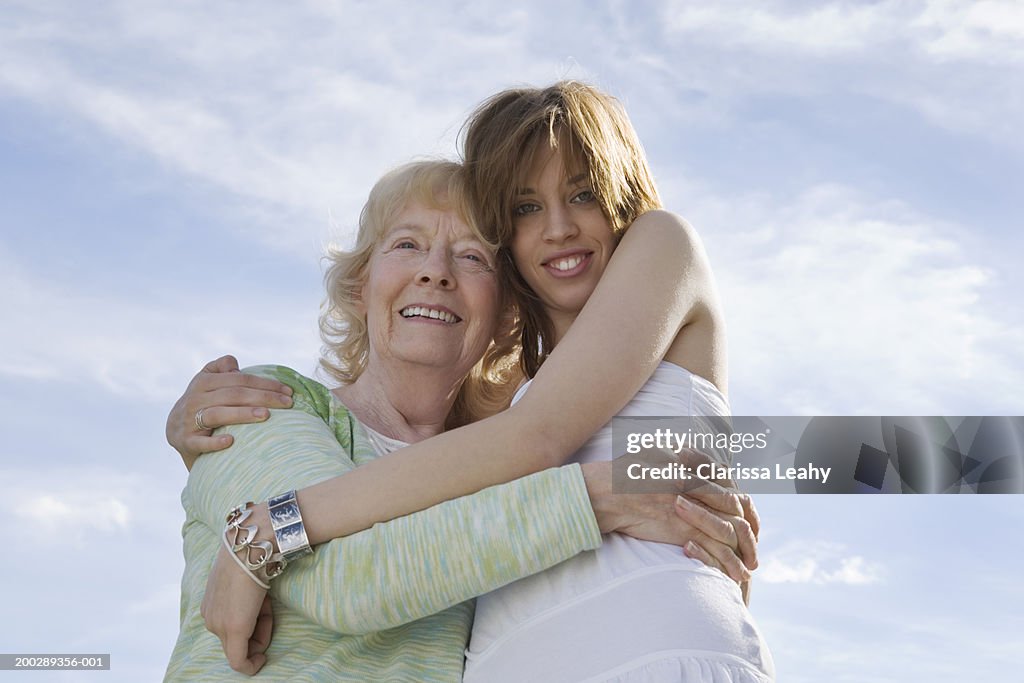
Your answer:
[195,408,212,432]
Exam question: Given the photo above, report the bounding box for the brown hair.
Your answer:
[460,80,663,376]
[319,160,520,427]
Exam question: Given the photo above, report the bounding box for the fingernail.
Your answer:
[684,541,697,555]
[279,394,293,406]
[282,386,293,396]
[253,408,269,418]
[675,495,692,509]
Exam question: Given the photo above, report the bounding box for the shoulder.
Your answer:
[620,210,704,255]
[241,364,336,422]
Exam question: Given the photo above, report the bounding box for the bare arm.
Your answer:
[295,211,723,544]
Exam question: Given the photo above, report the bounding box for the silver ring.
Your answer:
[195,408,212,432]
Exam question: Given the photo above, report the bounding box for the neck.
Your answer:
[332,358,464,443]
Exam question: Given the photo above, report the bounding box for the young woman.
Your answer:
[171,82,772,681]
[460,82,772,682]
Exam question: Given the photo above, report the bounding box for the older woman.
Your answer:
[166,160,750,680]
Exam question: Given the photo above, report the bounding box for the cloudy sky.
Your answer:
[1,1,1022,681]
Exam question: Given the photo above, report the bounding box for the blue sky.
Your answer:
[1,1,1022,681]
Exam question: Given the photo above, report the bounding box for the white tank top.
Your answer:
[464,362,774,682]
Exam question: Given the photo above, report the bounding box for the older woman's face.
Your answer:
[359,200,501,378]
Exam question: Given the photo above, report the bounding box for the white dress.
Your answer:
[464,362,775,682]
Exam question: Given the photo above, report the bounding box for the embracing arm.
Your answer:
[278,467,599,633]
[187,367,602,635]
[296,211,722,544]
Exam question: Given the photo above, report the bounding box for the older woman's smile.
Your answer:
[399,305,462,324]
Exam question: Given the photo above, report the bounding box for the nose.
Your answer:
[541,204,579,243]
[415,245,455,289]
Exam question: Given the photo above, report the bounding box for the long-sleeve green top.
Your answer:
[165,365,602,682]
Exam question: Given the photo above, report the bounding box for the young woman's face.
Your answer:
[510,143,616,337]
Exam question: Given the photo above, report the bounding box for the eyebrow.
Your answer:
[517,173,590,195]
[385,223,427,235]
[387,223,491,250]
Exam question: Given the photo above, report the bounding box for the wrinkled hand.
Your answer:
[165,355,293,470]
[671,447,761,603]
[201,543,275,676]
[582,450,760,590]
[677,490,760,604]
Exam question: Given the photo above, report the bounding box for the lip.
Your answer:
[398,303,462,324]
[540,249,594,278]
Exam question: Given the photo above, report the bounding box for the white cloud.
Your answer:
[0,2,562,253]
[0,248,320,401]
[2,1,1019,233]
[915,0,1024,63]
[2,467,182,545]
[663,1,900,55]
[760,540,883,585]
[662,0,1024,64]
[670,180,1024,415]
[18,494,130,532]
[642,0,1024,149]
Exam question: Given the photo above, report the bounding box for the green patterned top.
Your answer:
[165,365,602,682]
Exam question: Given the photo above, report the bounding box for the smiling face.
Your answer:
[510,142,617,341]
[359,199,502,380]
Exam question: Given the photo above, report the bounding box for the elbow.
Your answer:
[631,208,692,233]
[631,210,703,256]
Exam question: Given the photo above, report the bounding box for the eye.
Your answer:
[394,240,418,249]
[513,202,541,217]
[571,189,596,204]
[459,251,494,271]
